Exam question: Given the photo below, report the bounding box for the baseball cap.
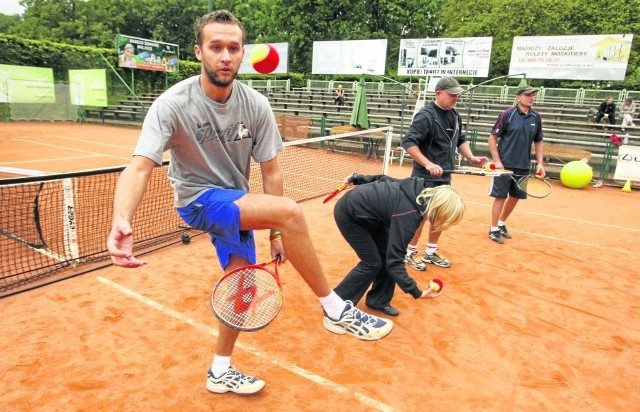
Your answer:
[435,77,464,95]
[516,85,539,95]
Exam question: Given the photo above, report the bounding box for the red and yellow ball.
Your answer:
[250,44,279,74]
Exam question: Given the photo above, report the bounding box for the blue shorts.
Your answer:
[176,188,256,270]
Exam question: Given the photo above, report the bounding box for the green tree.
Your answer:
[438,0,640,88]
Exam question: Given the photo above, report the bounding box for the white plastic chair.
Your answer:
[389,146,407,166]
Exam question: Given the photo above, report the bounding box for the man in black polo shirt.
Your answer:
[487,85,545,244]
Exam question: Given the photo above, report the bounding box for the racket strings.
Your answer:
[212,267,282,330]
[517,175,552,197]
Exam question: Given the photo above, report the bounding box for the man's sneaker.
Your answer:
[404,252,426,271]
[323,300,393,341]
[422,250,451,268]
[498,224,512,239]
[489,230,503,244]
[206,366,265,395]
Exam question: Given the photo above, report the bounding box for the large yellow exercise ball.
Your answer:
[560,160,593,189]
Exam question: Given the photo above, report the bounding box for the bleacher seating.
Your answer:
[81,86,637,180]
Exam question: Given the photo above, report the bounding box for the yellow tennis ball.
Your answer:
[560,160,593,189]
[250,44,279,74]
[429,280,441,292]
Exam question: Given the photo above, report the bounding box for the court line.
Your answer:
[1,154,104,165]
[466,200,640,233]
[467,221,640,256]
[25,135,137,150]
[13,138,132,161]
[97,276,395,412]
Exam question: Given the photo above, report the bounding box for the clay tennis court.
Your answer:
[1,123,639,410]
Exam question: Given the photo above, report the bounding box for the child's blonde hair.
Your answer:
[416,185,465,231]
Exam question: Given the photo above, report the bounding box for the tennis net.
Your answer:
[1,127,392,296]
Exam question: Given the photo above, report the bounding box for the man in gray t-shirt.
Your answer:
[106,9,393,396]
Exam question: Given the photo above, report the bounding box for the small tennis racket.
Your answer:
[210,255,283,332]
[322,182,353,203]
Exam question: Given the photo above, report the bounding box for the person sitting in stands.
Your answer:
[594,96,616,125]
[334,84,346,106]
[621,97,636,129]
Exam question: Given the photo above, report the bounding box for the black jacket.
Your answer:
[401,101,467,182]
[339,174,427,298]
[598,101,616,115]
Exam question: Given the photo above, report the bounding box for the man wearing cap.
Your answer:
[487,85,545,244]
[401,76,487,270]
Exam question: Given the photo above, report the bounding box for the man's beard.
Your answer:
[203,64,238,88]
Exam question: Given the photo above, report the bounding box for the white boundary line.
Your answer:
[13,138,132,161]
[466,200,640,233]
[18,135,135,150]
[97,276,394,412]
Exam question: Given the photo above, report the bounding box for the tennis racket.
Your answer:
[443,166,514,177]
[322,182,353,203]
[443,167,551,198]
[507,173,552,198]
[210,255,283,332]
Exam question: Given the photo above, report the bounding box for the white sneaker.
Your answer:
[323,300,393,341]
[206,366,265,395]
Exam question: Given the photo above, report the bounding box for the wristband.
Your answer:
[269,235,282,242]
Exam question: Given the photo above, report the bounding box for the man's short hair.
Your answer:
[194,9,245,46]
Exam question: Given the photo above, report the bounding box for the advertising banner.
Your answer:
[68,69,108,107]
[239,43,289,75]
[312,39,387,75]
[613,144,640,181]
[0,64,55,103]
[509,34,633,80]
[116,34,179,72]
[397,37,492,77]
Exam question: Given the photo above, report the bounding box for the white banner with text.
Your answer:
[509,34,633,80]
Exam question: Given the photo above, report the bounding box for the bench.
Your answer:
[275,114,312,141]
[542,143,592,163]
[329,125,385,160]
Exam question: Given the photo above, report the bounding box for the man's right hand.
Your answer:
[107,222,147,267]
[426,163,443,177]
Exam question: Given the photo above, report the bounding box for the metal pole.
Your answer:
[207,0,214,12]
[460,73,527,133]
[372,75,414,140]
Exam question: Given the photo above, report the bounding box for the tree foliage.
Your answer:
[1,0,638,87]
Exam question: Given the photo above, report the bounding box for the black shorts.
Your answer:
[488,168,529,200]
[421,179,450,189]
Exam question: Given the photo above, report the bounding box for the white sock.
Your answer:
[212,355,231,378]
[498,220,506,227]
[406,244,418,256]
[318,290,347,320]
[491,226,499,232]
[426,243,438,255]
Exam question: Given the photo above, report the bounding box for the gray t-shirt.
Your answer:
[134,76,284,207]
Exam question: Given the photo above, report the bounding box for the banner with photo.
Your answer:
[0,64,55,103]
[509,34,633,80]
[613,145,640,182]
[239,43,289,75]
[397,37,492,77]
[116,34,179,73]
[68,69,108,107]
[312,39,387,75]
